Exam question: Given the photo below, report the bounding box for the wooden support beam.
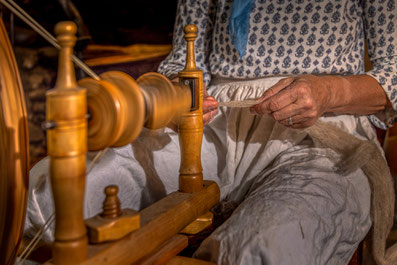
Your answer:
[136,234,188,265]
[180,212,213,235]
[166,256,216,265]
[42,181,219,265]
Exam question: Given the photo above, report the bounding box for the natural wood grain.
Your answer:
[0,17,29,265]
[80,181,219,265]
[100,71,145,147]
[180,212,213,235]
[80,71,191,151]
[136,234,188,265]
[78,78,128,150]
[178,24,204,193]
[46,21,88,264]
[137,72,191,130]
[86,186,140,243]
[23,23,219,265]
[166,256,216,265]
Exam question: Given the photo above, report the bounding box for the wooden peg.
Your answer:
[178,25,204,193]
[86,185,140,244]
[46,21,88,264]
[102,186,121,218]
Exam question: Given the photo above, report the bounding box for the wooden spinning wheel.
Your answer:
[0,18,30,265]
[0,6,219,262]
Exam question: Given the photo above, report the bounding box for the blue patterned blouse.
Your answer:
[158,0,397,129]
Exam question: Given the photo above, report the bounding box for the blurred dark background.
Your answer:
[0,0,178,165]
[4,0,178,46]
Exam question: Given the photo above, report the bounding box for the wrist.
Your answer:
[323,75,352,113]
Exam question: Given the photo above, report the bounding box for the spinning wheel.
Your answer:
[0,18,30,265]
[0,4,219,262]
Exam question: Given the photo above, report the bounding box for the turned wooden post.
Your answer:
[46,21,88,264]
[178,25,204,193]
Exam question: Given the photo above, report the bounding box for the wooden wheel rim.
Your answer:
[0,19,30,265]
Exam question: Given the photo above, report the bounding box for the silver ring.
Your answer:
[287,116,293,126]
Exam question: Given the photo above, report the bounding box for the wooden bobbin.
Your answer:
[46,21,88,264]
[100,71,145,147]
[78,78,127,150]
[137,72,191,129]
[80,71,191,151]
[78,71,145,150]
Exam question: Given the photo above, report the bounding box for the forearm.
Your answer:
[326,74,391,115]
[250,73,393,128]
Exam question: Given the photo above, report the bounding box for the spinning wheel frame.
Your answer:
[0,5,214,262]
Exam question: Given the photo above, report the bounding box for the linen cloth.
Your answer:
[25,77,377,265]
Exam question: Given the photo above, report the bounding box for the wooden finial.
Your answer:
[54,21,78,89]
[183,24,197,71]
[85,185,140,243]
[102,185,122,218]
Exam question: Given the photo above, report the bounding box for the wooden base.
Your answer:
[45,181,219,265]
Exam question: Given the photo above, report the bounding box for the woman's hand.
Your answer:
[203,89,218,125]
[249,75,333,128]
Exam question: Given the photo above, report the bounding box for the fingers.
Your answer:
[259,77,295,101]
[203,96,218,125]
[203,96,218,114]
[250,86,298,115]
[278,114,313,128]
[256,97,318,128]
[203,109,218,125]
[269,103,302,121]
[249,75,326,128]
